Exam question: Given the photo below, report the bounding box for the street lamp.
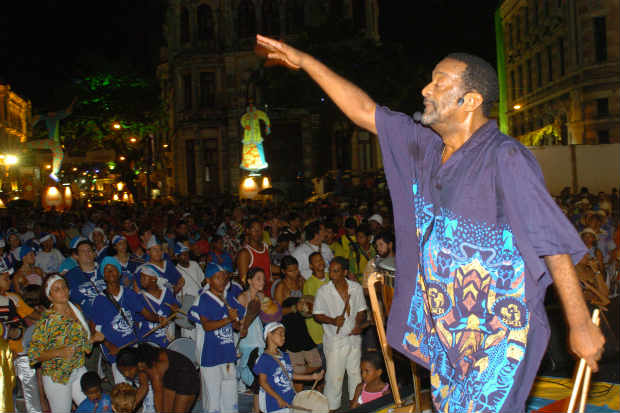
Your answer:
[5,155,18,165]
[113,122,122,130]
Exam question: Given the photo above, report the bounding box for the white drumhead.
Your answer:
[292,390,329,412]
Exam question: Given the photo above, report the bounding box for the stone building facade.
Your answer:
[497,0,619,145]
[157,0,380,196]
[0,83,31,196]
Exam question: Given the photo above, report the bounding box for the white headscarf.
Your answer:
[46,275,91,340]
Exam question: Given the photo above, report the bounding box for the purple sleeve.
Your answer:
[497,142,586,278]
[375,106,417,187]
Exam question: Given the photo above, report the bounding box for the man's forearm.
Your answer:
[545,254,591,327]
[299,54,377,133]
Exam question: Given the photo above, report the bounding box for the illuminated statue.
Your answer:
[25,98,76,182]
[240,102,270,172]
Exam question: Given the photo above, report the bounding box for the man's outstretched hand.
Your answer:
[255,34,303,70]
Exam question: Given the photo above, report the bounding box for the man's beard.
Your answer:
[421,100,439,126]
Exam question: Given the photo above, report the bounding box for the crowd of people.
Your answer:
[555,187,620,301]
[0,196,398,413]
[0,183,616,413]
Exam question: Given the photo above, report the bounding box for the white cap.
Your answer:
[263,322,285,340]
[368,214,383,226]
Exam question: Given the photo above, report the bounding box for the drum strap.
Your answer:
[104,289,139,338]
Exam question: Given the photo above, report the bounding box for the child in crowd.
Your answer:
[275,256,322,392]
[350,352,390,408]
[253,322,324,413]
[75,371,113,412]
[303,252,329,348]
[191,261,244,413]
[110,382,137,413]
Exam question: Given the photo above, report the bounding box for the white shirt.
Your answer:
[313,279,367,347]
[292,242,334,280]
[176,260,205,298]
[35,248,66,274]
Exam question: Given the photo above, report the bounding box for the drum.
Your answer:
[292,390,329,412]
[174,295,196,330]
[167,337,198,368]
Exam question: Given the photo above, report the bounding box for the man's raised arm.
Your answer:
[256,34,377,134]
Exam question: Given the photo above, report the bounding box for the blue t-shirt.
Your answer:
[91,287,145,363]
[147,260,181,286]
[75,393,112,412]
[58,256,78,274]
[65,265,106,318]
[207,251,233,272]
[116,257,141,288]
[253,351,295,412]
[190,290,244,367]
[224,280,243,302]
[136,289,179,348]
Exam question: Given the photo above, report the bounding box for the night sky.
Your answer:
[1,0,499,111]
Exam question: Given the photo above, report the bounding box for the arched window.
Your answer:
[180,7,190,44]
[286,0,304,33]
[352,0,366,30]
[197,4,214,42]
[238,0,256,38]
[262,0,280,35]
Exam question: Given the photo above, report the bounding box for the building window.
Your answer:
[262,0,280,35]
[199,72,215,107]
[597,98,609,117]
[186,139,196,194]
[524,7,529,34]
[183,74,192,110]
[180,7,190,44]
[559,38,565,76]
[330,0,343,17]
[517,65,523,97]
[353,0,366,31]
[533,1,538,25]
[544,0,549,17]
[546,46,553,82]
[286,0,304,33]
[593,17,607,62]
[507,23,513,49]
[510,70,516,101]
[515,15,521,44]
[197,4,214,42]
[526,59,532,93]
[238,0,257,38]
[536,52,542,87]
[598,130,610,144]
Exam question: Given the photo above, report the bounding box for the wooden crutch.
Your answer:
[566,308,601,413]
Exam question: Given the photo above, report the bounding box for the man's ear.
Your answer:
[462,91,484,113]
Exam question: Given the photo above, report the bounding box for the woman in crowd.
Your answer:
[110,234,142,289]
[237,267,266,394]
[135,264,180,348]
[5,231,22,268]
[89,227,110,263]
[28,275,104,413]
[12,246,45,295]
[116,342,200,413]
[90,257,162,383]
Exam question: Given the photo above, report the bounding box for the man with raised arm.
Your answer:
[256,34,604,412]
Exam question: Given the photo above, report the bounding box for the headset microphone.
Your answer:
[457,97,464,106]
[413,112,422,122]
